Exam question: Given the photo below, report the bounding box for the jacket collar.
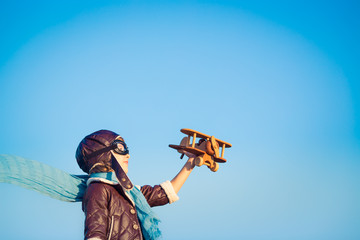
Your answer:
[87,171,119,185]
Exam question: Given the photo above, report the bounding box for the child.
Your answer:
[75,129,195,240]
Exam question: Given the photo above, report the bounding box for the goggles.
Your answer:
[112,140,129,155]
[86,139,129,160]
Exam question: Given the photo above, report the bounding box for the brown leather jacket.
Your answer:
[82,182,170,240]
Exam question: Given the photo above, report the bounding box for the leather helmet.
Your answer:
[75,129,120,174]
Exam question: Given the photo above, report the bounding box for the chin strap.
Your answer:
[111,156,133,190]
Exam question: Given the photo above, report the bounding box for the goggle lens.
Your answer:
[113,140,129,155]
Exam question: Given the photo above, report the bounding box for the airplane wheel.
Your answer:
[210,162,219,172]
[195,156,204,167]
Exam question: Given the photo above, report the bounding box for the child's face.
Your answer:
[112,136,130,174]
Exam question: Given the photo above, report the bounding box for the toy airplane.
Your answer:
[169,129,232,172]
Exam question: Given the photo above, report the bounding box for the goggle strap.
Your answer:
[86,144,117,160]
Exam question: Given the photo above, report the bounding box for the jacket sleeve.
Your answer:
[82,183,110,240]
[140,180,179,207]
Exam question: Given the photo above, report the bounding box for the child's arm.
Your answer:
[170,156,196,194]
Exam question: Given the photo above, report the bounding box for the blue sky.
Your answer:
[0,1,359,239]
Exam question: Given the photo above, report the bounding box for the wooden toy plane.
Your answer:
[169,129,232,172]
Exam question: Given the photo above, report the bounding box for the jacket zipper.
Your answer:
[108,216,114,240]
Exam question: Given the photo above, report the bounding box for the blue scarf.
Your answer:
[0,154,161,240]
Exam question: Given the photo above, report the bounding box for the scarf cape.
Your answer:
[0,154,161,240]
